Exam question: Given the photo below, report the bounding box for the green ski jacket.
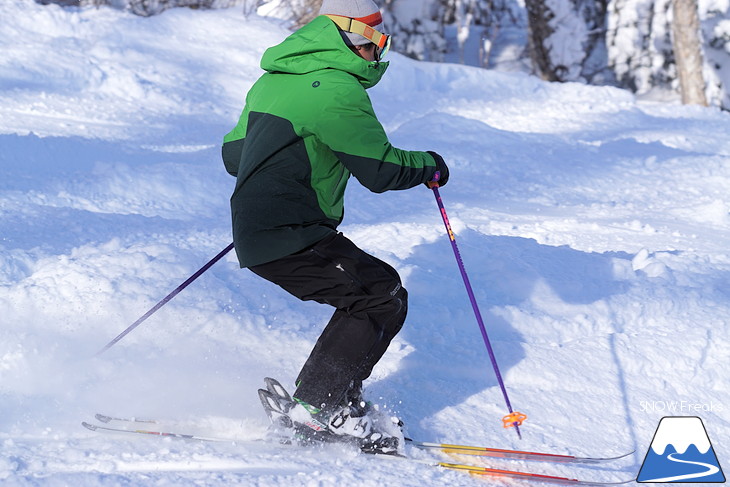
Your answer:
[222,15,439,268]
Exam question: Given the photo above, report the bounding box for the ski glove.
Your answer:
[426,151,449,187]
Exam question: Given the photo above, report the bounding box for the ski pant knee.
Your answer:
[376,284,408,342]
[248,232,408,410]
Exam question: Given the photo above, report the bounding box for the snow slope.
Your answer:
[1,1,728,485]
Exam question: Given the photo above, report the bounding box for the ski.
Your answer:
[81,421,238,443]
[94,413,159,425]
[405,438,634,464]
[82,420,633,486]
[87,416,633,467]
[421,459,634,486]
[89,413,632,465]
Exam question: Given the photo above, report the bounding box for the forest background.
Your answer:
[36,0,730,109]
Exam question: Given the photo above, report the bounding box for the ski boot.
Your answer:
[258,377,402,455]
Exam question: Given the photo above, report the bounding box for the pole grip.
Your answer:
[427,170,441,189]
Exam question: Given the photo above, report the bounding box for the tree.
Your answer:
[440,0,491,64]
[606,0,674,92]
[525,0,612,83]
[381,0,446,61]
[671,0,708,105]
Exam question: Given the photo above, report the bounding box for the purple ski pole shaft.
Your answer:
[95,242,235,357]
[429,181,523,438]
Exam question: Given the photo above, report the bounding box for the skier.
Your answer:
[221,0,449,452]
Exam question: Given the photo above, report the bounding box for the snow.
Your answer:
[1,1,729,486]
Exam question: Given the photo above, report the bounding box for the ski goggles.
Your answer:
[325,14,391,61]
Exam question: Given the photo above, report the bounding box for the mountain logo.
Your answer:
[637,416,725,483]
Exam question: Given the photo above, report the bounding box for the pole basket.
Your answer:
[502,411,528,429]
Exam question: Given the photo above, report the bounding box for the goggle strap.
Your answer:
[324,14,389,49]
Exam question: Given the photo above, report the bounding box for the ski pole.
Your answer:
[95,242,235,356]
[428,175,526,438]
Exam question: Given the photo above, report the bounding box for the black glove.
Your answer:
[426,151,449,187]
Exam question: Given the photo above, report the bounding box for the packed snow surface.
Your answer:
[1,1,729,486]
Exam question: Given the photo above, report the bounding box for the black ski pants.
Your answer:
[249,232,408,412]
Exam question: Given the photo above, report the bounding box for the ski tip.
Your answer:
[81,421,98,431]
[95,413,113,423]
[612,450,636,461]
[579,450,637,463]
[593,480,637,486]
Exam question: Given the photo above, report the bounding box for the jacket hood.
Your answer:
[260,15,389,89]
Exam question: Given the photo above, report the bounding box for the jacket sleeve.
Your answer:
[310,80,438,193]
[221,97,253,177]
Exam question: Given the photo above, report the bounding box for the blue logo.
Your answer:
[638,416,725,483]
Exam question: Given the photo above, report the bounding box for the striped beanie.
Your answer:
[319,0,383,46]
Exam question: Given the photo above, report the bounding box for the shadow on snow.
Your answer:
[371,230,632,439]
